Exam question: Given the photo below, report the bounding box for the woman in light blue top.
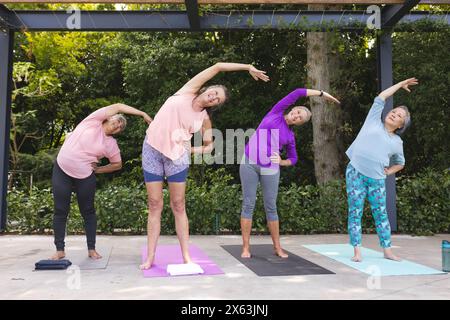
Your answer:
[346,77,417,262]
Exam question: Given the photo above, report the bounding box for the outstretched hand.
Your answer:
[249,66,270,82]
[323,92,341,105]
[142,112,153,124]
[401,78,419,92]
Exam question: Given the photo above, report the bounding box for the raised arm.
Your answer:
[306,89,341,104]
[270,88,307,115]
[270,88,340,115]
[105,103,152,124]
[378,78,418,101]
[177,62,269,95]
[106,103,152,124]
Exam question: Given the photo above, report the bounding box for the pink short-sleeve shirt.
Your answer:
[146,93,208,160]
[57,107,121,179]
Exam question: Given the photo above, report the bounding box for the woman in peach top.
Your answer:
[140,62,269,269]
[51,104,151,260]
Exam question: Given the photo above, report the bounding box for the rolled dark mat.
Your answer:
[35,259,72,270]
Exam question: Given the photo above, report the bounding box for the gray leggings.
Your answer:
[239,160,280,221]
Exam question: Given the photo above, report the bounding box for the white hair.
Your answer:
[112,114,127,132]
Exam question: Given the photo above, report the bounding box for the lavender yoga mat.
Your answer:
[141,244,224,277]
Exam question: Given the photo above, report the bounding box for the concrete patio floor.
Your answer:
[0,234,449,300]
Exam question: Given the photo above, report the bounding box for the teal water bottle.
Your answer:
[442,240,450,272]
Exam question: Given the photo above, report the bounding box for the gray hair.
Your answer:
[294,106,312,124]
[112,113,127,133]
[395,105,411,136]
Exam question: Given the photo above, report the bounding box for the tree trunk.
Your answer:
[306,4,344,184]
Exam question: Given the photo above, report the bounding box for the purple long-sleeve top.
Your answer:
[244,88,307,168]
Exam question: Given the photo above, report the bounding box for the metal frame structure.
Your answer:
[0,0,449,231]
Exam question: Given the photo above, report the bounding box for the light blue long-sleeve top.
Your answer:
[346,96,405,180]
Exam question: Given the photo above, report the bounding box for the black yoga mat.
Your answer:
[222,244,334,276]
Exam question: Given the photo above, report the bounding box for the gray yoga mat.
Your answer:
[63,245,112,270]
[222,244,334,276]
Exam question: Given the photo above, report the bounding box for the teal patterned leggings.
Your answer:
[346,164,392,248]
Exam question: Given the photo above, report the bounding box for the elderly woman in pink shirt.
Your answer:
[51,104,151,260]
[140,62,269,270]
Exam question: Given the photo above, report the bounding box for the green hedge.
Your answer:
[397,169,450,235]
[6,168,450,236]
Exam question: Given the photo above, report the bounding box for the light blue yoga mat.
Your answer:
[303,244,446,276]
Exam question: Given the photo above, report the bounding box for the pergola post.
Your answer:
[185,0,200,30]
[0,27,13,232]
[376,30,397,232]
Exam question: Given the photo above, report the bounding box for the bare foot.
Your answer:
[50,251,65,260]
[274,248,289,258]
[88,250,102,260]
[384,248,402,262]
[139,258,153,270]
[183,255,193,264]
[241,247,251,258]
[351,247,362,262]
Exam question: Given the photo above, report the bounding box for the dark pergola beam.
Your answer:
[382,0,421,28]
[0,9,448,31]
[185,0,200,30]
[201,10,371,30]
[0,4,20,29]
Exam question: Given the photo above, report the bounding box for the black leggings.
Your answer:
[52,162,97,251]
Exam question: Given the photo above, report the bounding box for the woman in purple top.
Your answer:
[240,88,340,258]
